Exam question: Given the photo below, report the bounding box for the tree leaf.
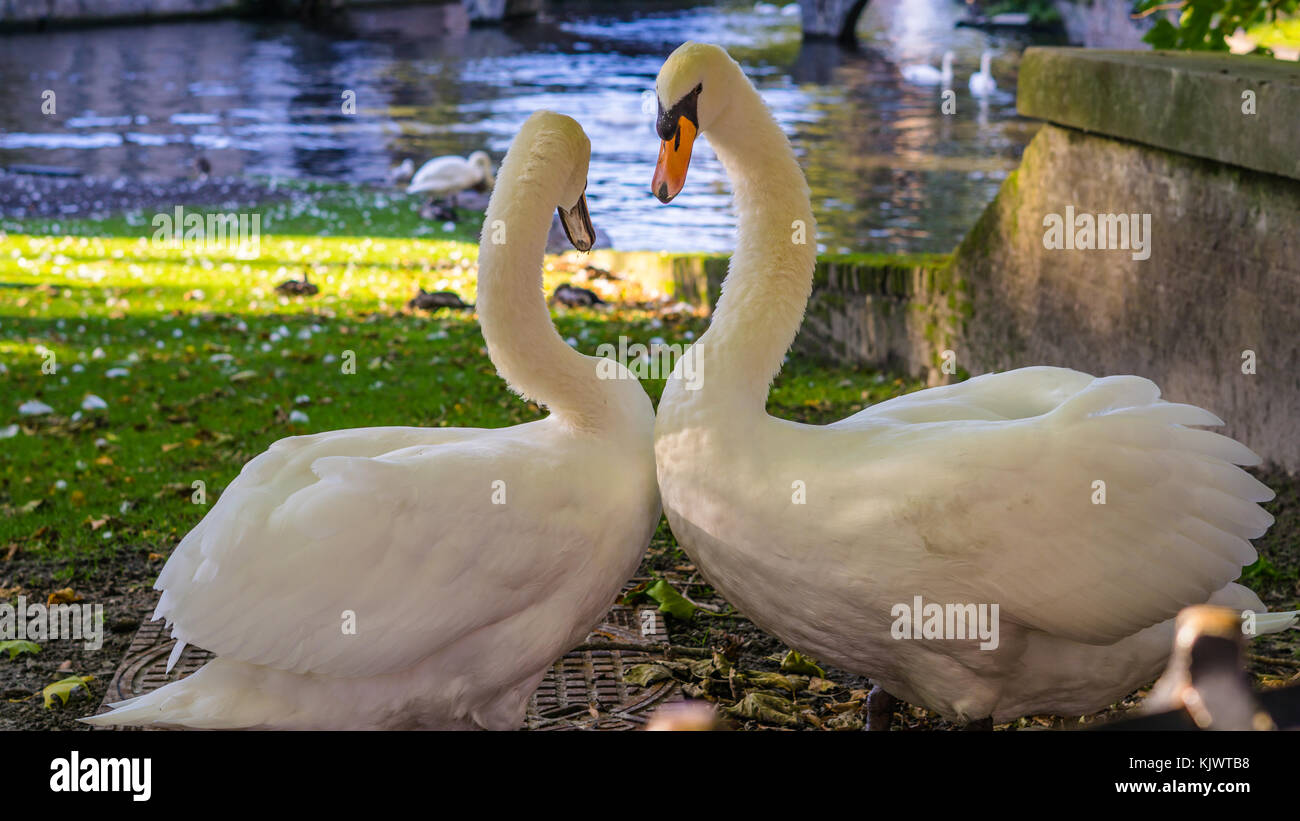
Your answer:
[645,579,697,620]
[724,692,800,727]
[779,649,825,678]
[624,663,673,687]
[42,675,93,709]
[0,640,40,661]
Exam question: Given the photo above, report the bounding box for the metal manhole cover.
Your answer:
[98,596,681,731]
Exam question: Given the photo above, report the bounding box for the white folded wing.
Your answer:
[153,423,588,678]
[832,367,1273,644]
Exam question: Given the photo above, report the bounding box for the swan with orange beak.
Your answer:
[646,41,1296,730]
[652,81,702,203]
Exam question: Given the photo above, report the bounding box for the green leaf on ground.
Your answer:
[779,650,825,678]
[42,675,93,709]
[645,579,697,620]
[0,640,41,660]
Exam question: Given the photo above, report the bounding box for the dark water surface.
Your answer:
[0,0,1060,252]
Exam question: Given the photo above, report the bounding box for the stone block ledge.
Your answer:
[1017,48,1300,182]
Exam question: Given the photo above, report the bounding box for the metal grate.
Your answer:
[98,598,681,730]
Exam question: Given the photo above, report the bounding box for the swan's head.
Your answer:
[651,41,741,203]
[468,150,495,189]
[504,111,596,251]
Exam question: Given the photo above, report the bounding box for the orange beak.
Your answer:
[652,115,697,204]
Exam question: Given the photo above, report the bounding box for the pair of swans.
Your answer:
[92,44,1292,731]
[900,51,996,97]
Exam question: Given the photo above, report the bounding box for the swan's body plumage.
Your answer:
[651,42,1293,724]
[900,52,954,86]
[407,151,494,198]
[87,112,659,730]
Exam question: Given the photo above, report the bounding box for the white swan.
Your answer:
[969,50,997,97]
[900,51,954,87]
[407,150,495,204]
[649,42,1296,727]
[85,111,660,730]
[387,157,415,186]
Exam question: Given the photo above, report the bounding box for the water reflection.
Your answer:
[0,0,1061,253]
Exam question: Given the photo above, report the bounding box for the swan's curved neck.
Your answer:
[691,80,818,410]
[475,164,601,429]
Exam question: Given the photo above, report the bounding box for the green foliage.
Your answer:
[42,674,93,709]
[0,640,41,660]
[644,579,698,620]
[1137,0,1300,55]
[779,649,826,678]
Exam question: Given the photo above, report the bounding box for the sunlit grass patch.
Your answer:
[0,214,922,571]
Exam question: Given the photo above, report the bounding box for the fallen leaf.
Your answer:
[624,664,673,687]
[745,671,799,695]
[779,650,825,678]
[645,579,697,620]
[42,675,93,709]
[0,640,40,661]
[47,588,82,605]
[724,692,800,727]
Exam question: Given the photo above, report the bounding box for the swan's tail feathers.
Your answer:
[81,693,164,728]
[80,658,274,730]
[1247,610,1299,636]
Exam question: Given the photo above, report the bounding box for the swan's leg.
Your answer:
[865,684,897,731]
[963,716,994,731]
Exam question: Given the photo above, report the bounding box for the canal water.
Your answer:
[0,0,1061,253]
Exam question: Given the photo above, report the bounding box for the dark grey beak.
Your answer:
[557,191,595,252]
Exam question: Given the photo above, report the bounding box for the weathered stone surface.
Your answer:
[953,123,1300,471]
[795,254,959,384]
[1019,48,1300,182]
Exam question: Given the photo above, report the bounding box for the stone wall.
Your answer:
[781,48,1300,472]
[953,123,1300,471]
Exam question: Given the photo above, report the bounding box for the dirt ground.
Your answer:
[2,473,1296,732]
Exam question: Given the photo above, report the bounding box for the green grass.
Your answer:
[0,194,925,574]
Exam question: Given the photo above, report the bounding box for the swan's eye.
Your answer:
[655,83,703,142]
